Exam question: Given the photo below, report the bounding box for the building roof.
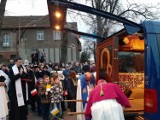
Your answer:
[2,15,50,29]
[2,15,81,51]
[2,15,77,29]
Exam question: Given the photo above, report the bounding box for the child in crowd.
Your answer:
[50,74,64,120]
[38,75,51,120]
[50,75,55,110]
[49,75,56,120]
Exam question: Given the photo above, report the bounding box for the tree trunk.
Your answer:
[0,0,7,37]
[60,31,68,63]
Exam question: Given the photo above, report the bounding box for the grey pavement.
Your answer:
[7,106,141,120]
[27,107,77,120]
[27,106,77,120]
[7,107,77,120]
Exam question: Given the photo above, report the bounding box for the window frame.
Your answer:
[53,31,61,40]
[2,33,11,47]
[37,31,44,40]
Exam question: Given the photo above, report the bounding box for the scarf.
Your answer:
[12,65,28,107]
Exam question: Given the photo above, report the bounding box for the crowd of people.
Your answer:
[31,49,47,63]
[0,58,96,120]
[0,57,130,120]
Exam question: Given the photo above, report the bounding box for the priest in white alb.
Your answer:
[76,72,95,120]
[0,70,10,120]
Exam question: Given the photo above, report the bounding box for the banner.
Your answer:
[46,84,51,92]
[31,89,38,96]
[50,107,60,116]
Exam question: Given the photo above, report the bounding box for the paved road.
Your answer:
[7,107,77,120]
[27,107,77,120]
[7,107,142,120]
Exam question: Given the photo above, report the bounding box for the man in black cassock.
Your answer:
[27,65,37,112]
[9,57,29,120]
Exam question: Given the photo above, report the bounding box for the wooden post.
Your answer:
[64,100,87,102]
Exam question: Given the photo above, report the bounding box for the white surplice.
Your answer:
[76,79,85,120]
[0,86,8,119]
[76,79,94,120]
[0,70,9,119]
[91,99,125,120]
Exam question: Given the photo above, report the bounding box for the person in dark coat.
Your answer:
[41,65,50,77]
[36,78,43,116]
[38,75,51,120]
[67,70,78,112]
[9,57,29,120]
[34,65,42,79]
[35,49,40,64]
[31,51,36,64]
[8,59,14,70]
[73,62,82,74]
[28,66,37,112]
[52,63,61,72]
[1,64,10,75]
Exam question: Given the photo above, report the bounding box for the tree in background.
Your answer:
[68,0,160,61]
[80,49,91,63]
[82,39,96,62]
[69,0,160,39]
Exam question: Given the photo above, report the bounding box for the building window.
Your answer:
[53,31,61,40]
[2,33,11,47]
[37,31,44,40]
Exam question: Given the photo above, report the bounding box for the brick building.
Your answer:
[0,15,81,63]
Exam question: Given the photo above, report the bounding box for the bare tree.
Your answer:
[80,48,91,63]
[0,0,7,37]
[68,0,160,61]
[82,39,96,62]
[68,0,160,38]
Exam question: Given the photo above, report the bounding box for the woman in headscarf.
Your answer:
[67,70,78,112]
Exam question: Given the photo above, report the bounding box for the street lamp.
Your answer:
[54,11,61,18]
[55,25,61,30]
[47,0,67,31]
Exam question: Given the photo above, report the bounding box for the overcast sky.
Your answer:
[3,0,160,35]
[4,0,160,31]
[5,0,48,16]
[4,0,160,16]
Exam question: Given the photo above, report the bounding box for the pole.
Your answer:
[19,17,21,56]
[94,41,96,62]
